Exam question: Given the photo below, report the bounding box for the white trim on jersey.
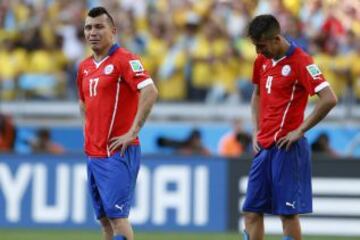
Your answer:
[93,56,109,69]
[271,56,287,67]
[314,81,330,93]
[137,78,154,89]
[106,77,121,157]
[274,80,298,142]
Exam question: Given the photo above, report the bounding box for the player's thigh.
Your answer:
[87,161,106,219]
[272,138,312,214]
[97,146,141,217]
[242,149,272,212]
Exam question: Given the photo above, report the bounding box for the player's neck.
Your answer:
[93,43,113,62]
[274,38,291,60]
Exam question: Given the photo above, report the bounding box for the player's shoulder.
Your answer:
[114,47,139,60]
[78,56,93,68]
[255,54,267,62]
[292,47,312,61]
[254,54,268,66]
[113,47,145,72]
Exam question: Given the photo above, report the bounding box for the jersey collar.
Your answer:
[285,42,296,57]
[92,43,120,68]
[108,43,120,56]
[271,42,297,66]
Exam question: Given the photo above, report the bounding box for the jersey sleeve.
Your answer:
[252,55,264,85]
[296,55,329,96]
[76,63,85,101]
[120,53,153,91]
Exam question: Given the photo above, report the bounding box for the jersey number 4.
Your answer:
[89,78,99,97]
[265,76,273,94]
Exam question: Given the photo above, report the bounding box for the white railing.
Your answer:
[0,101,359,123]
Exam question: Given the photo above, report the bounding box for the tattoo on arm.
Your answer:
[133,84,158,135]
[138,108,151,129]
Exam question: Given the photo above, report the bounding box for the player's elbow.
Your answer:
[148,84,159,103]
[327,94,338,109]
[320,87,338,109]
[322,96,337,114]
[153,84,159,98]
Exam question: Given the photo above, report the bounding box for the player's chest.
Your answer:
[259,63,297,95]
[82,63,121,97]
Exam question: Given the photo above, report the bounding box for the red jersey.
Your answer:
[77,44,153,157]
[253,44,329,148]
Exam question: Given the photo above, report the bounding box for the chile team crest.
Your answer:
[281,65,291,76]
[104,64,114,75]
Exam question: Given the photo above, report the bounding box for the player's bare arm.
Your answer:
[136,84,159,129]
[79,100,85,117]
[251,85,261,153]
[79,100,86,128]
[277,86,337,150]
[109,84,158,154]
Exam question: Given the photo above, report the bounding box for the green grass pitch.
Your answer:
[1,230,359,240]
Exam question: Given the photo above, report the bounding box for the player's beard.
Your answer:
[90,41,101,50]
[262,51,273,59]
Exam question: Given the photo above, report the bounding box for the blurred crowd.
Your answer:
[0,112,65,154]
[1,0,360,103]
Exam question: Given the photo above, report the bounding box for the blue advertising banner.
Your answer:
[0,154,227,232]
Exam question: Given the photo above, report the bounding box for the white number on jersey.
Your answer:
[89,78,99,97]
[265,76,273,94]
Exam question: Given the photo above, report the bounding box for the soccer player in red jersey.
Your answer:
[76,7,158,240]
[242,15,337,240]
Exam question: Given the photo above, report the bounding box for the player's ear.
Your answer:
[111,26,117,35]
[274,34,281,43]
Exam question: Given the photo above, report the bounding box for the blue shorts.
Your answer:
[242,137,312,215]
[87,145,140,219]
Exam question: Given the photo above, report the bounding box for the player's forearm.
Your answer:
[298,104,334,134]
[130,84,158,136]
[251,86,260,134]
[298,87,337,133]
[79,100,85,122]
[79,100,86,129]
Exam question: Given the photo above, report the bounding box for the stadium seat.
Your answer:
[18,74,58,99]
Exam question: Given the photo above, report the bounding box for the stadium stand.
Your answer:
[0,0,360,102]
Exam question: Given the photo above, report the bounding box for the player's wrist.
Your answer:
[129,127,140,137]
[298,127,306,135]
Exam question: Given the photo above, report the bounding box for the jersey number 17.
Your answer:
[89,78,99,97]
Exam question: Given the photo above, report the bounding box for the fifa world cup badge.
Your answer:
[306,64,322,79]
[129,60,144,72]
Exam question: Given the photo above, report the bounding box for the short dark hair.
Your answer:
[87,7,114,26]
[248,14,281,41]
